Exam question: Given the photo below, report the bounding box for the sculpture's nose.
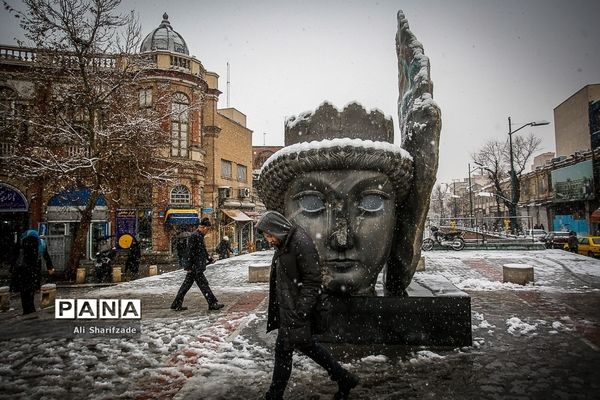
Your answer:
[328,214,354,250]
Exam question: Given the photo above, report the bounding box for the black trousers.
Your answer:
[268,332,345,397]
[172,270,218,308]
[20,289,36,314]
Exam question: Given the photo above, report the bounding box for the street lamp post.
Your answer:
[467,163,476,227]
[507,117,550,219]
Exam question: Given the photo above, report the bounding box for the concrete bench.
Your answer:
[503,264,534,285]
[112,266,122,283]
[40,284,56,309]
[76,267,87,284]
[0,286,10,312]
[248,263,271,283]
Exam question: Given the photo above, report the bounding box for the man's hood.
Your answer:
[256,211,293,242]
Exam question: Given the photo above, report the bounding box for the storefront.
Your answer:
[550,160,595,235]
[165,208,199,254]
[115,208,153,251]
[220,208,254,254]
[0,182,28,270]
[45,187,108,271]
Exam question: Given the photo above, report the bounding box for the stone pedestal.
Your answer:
[314,276,472,346]
[149,265,158,276]
[0,286,10,312]
[248,263,271,283]
[76,267,86,284]
[40,284,56,309]
[503,264,534,285]
[112,266,122,283]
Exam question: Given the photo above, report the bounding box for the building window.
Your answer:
[221,159,232,179]
[170,185,191,205]
[139,88,152,108]
[0,86,27,143]
[171,92,189,158]
[237,164,247,182]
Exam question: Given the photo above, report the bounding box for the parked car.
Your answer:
[526,229,548,241]
[577,236,600,257]
[545,231,571,249]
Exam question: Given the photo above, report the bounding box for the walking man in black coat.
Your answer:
[171,218,224,312]
[12,229,54,315]
[257,211,359,400]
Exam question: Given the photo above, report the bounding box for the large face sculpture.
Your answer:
[285,170,396,295]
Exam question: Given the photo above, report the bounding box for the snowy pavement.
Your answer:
[0,249,599,399]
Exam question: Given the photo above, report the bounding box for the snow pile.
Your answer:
[360,354,388,363]
[472,312,496,331]
[506,317,538,336]
[409,350,445,364]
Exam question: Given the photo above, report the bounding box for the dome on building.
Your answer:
[140,13,189,55]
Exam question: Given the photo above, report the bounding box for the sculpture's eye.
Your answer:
[358,192,387,212]
[297,193,325,213]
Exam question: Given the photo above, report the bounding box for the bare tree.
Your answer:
[1,0,186,278]
[430,183,450,220]
[472,133,542,219]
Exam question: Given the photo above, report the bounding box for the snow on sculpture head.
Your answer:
[257,102,414,295]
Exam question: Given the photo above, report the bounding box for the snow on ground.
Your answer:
[88,251,275,297]
[1,248,599,399]
[417,249,600,293]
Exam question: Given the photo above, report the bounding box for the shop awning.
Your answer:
[166,209,199,225]
[48,187,107,207]
[243,210,261,222]
[221,209,253,222]
[0,182,28,212]
[591,208,600,223]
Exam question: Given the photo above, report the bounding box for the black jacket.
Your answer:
[11,232,53,292]
[257,211,322,333]
[187,230,211,272]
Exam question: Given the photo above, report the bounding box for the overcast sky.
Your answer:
[2,0,599,184]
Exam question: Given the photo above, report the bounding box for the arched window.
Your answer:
[170,185,191,205]
[171,92,189,157]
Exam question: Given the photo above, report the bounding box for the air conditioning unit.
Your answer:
[239,188,250,198]
[218,187,231,200]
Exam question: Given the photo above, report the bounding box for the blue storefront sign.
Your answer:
[0,182,28,212]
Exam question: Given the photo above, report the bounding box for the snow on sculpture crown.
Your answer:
[284,101,394,145]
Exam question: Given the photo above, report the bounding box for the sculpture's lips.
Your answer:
[324,261,358,272]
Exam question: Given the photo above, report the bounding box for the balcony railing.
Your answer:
[0,44,117,69]
[0,45,36,63]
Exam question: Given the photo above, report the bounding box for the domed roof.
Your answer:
[140,13,189,55]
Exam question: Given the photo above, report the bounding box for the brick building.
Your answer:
[0,13,255,271]
[203,107,257,253]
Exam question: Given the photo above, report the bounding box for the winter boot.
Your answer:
[265,389,284,400]
[334,371,359,400]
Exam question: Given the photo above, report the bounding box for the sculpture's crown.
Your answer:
[284,102,394,146]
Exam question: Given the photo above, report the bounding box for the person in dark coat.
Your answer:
[216,236,233,259]
[567,231,578,253]
[124,237,141,275]
[256,211,359,400]
[170,218,224,312]
[12,229,54,315]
